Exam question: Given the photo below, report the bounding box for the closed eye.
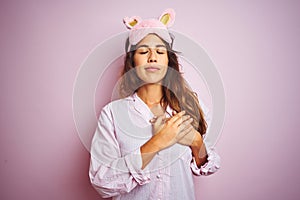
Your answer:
[136,47,167,55]
[136,47,149,54]
[157,50,166,54]
[138,51,148,54]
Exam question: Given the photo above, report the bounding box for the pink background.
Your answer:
[1,1,300,200]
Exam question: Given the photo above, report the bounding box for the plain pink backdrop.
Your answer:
[1,1,300,200]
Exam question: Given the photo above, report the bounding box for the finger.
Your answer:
[152,115,165,131]
[152,115,166,135]
[172,110,177,116]
[178,118,193,132]
[149,116,158,124]
[155,115,165,126]
[174,115,190,127]
[168,110,185,124]
[177,125,194,139]
[180,124,196,140]
[162,116,169,124]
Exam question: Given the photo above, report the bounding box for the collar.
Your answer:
[131,93,155,122]
[129,92,173,121]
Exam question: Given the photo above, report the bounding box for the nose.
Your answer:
[148,49,157,63]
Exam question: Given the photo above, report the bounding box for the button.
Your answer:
[156,174,161,179]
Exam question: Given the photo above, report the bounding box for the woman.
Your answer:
[89,9,220,200]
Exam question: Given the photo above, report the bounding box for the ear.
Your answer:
[159,8,175,27]
[123,16,142,29]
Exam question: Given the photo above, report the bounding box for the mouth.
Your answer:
[144,65,160,72]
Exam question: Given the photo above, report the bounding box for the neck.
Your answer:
[137,84,163,107]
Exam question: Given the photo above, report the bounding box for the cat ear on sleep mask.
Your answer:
[123,16,142,30]
[158,8,175,27]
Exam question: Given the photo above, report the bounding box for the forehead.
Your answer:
[137,34,166,47]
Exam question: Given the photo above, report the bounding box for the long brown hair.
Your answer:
[119,36,207,136]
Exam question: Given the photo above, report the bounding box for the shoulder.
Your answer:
[97,95,135,125]
[100,95,134,114]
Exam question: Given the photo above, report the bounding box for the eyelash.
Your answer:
[139,51,148,54]
[138,50,166,55]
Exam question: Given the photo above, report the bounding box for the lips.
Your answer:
[144,65,160,72]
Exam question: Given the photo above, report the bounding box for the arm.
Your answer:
[177,127,221,176]
[189,130,208,167]
[190,134,221,176]
[89,105,150,198]
[89,107,193,197]
[177,102,221,175]
[140,111,193,169]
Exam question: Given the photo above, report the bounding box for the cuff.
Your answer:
[190,147,221,176]
[124,148,151,185]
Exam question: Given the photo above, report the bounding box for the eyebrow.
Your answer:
[136,44,167,49]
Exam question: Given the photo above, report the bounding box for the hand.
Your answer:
[175,123,208,167]
[141,110,194,169]
[150,115,166,135]
[177,126,201,147]
[169,110,207,167]
[149,103,167,134]
[169,111,203,149]
[149,111,194,150]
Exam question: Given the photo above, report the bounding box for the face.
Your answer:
[133,34,169,84]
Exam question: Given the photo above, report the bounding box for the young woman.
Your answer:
[89,9,220,200]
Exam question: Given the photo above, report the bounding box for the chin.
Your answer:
[139,75,165,85]
[141,79,163,85]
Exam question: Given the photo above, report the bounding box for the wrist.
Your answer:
[190,131,203,148]
[141,133,165,154]
[190,132,208,166]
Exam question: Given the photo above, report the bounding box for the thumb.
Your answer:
[172,110,177,116]
[154,115,165,126]
[152,115,166,134]
[149,116,158,124]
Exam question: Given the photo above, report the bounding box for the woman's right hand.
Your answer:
[140,111,193,169]
[150,111,194,150]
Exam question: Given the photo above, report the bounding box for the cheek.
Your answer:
[160,56,169,66]
[162,67,168,77]
[133,56,138,66]
[133,55,146,66]
[135,66,144,80]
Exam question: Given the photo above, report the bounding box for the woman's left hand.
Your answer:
[177,126,201,147]
[150,110,202,149]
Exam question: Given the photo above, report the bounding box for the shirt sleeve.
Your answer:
[89,104,150,198]
[190,144,221,176]
[190,98,221,176]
